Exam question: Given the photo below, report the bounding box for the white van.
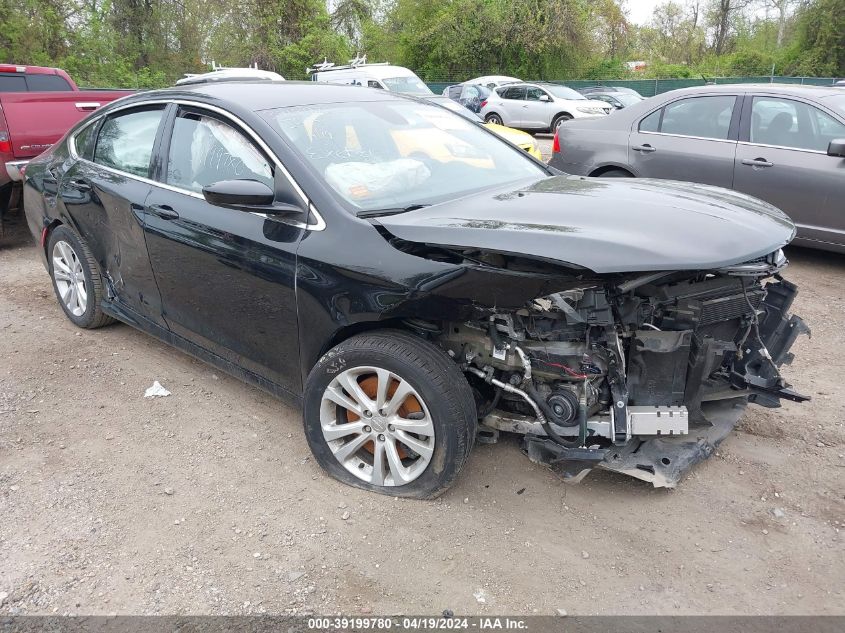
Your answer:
[309,58,432,96]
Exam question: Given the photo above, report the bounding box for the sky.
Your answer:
[625,0,664,26]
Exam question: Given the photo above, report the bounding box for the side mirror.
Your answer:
[827,139,845,158]
[202,179,303,215]
[539,94,551,102]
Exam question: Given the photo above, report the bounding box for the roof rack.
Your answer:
[306,54,390,74]
[175,63,284,86]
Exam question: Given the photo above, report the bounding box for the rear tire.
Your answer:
[597,169,633,178]
[303,330,477,499]
[485,113,503,125]
[47,225,115,329]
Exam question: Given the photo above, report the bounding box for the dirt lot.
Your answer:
[1,215,843,617]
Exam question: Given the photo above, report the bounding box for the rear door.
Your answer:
[142,105,306,394]
[734,95,845,247]
[628,94,740,188]
[57,104,168,325]
[497,86,527,127]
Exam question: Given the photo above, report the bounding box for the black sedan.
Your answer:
[22,82,808,497]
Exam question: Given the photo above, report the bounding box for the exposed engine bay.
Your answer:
[428,249,810,487]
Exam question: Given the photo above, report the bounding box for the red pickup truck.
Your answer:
[1,65,134,231]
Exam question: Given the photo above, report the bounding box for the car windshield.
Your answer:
[382,76,433,96]
[542,85,586,100]
[262,100,545,214]
[822,94,845,116]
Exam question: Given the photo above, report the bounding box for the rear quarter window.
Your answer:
[0,75,27,92]
[26,74,72,91]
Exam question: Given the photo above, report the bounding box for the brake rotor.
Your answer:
[345,374,421,458]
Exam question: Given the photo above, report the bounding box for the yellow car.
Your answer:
[484,122,543,160]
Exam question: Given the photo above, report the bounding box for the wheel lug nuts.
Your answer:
[388,425,395,432]
[377,434,385,442]
[364,410,373,418]
[363,425,371,433]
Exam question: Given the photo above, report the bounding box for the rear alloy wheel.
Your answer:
[48,225,115,329]
[303,330,477,498]
[485,113,503,125]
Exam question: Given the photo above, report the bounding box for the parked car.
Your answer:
[463,75,521,90]
[309,57,432,96]
[480,82,611,132]
[835,80,845,86]
[579,85,644,99]
[549,84,845,253]
[176,67,285,85]
[23,82,807,496]
[582,89,644,110]
[424,95,543,160]
[442,83,491,113]
[1,64,133,235]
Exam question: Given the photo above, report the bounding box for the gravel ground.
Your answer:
[1,210,843,616]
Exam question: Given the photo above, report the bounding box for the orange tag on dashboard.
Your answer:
[349,185,370,199]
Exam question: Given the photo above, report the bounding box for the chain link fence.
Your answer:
[426,75,841,97]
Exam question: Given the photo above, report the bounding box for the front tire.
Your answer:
[47,225,115,329]
[551,113,572,131]
[303,330,477,499]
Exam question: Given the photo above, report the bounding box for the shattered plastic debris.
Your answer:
[144,381,171,398]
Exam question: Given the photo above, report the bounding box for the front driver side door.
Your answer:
[734,95,845,248]
[523,86,553,129]
[142,105,307,395]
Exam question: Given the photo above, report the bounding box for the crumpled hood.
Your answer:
[376,175,796,273]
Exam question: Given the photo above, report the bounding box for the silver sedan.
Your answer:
[549,84,845,253]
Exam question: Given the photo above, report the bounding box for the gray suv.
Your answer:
[549,84,845,253]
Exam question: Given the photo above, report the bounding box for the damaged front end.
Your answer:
[430,249,809,488]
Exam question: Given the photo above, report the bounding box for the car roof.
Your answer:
[664,83,843,98]
[121,80,409,111]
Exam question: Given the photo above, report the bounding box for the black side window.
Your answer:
[73,121,98,160]
[0,74,27,92]
[660,96,736,140]
[93,107,165,177]
[166,112,273,194]
[504,86,526,100]
[26,74,72,91]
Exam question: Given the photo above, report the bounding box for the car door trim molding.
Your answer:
[67,97,327,232]
[637,130,737,144]
[737,140,827,155]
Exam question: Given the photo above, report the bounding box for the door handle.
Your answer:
[741,158,774,168]
[66,179,91,192]
[632,144,656,153]
[147,204,180,220]
[75,102,101,111]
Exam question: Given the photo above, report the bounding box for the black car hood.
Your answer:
[375,175,796,273]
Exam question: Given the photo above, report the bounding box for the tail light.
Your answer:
[480,100,487,110]
[0,130,11,154]
[552,129,560,153]
[0,64,25,73]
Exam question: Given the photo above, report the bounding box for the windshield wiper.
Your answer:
[358,204,431,218]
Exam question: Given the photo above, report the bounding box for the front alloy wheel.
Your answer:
[303,330,477,498]
[320,366,435,486]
